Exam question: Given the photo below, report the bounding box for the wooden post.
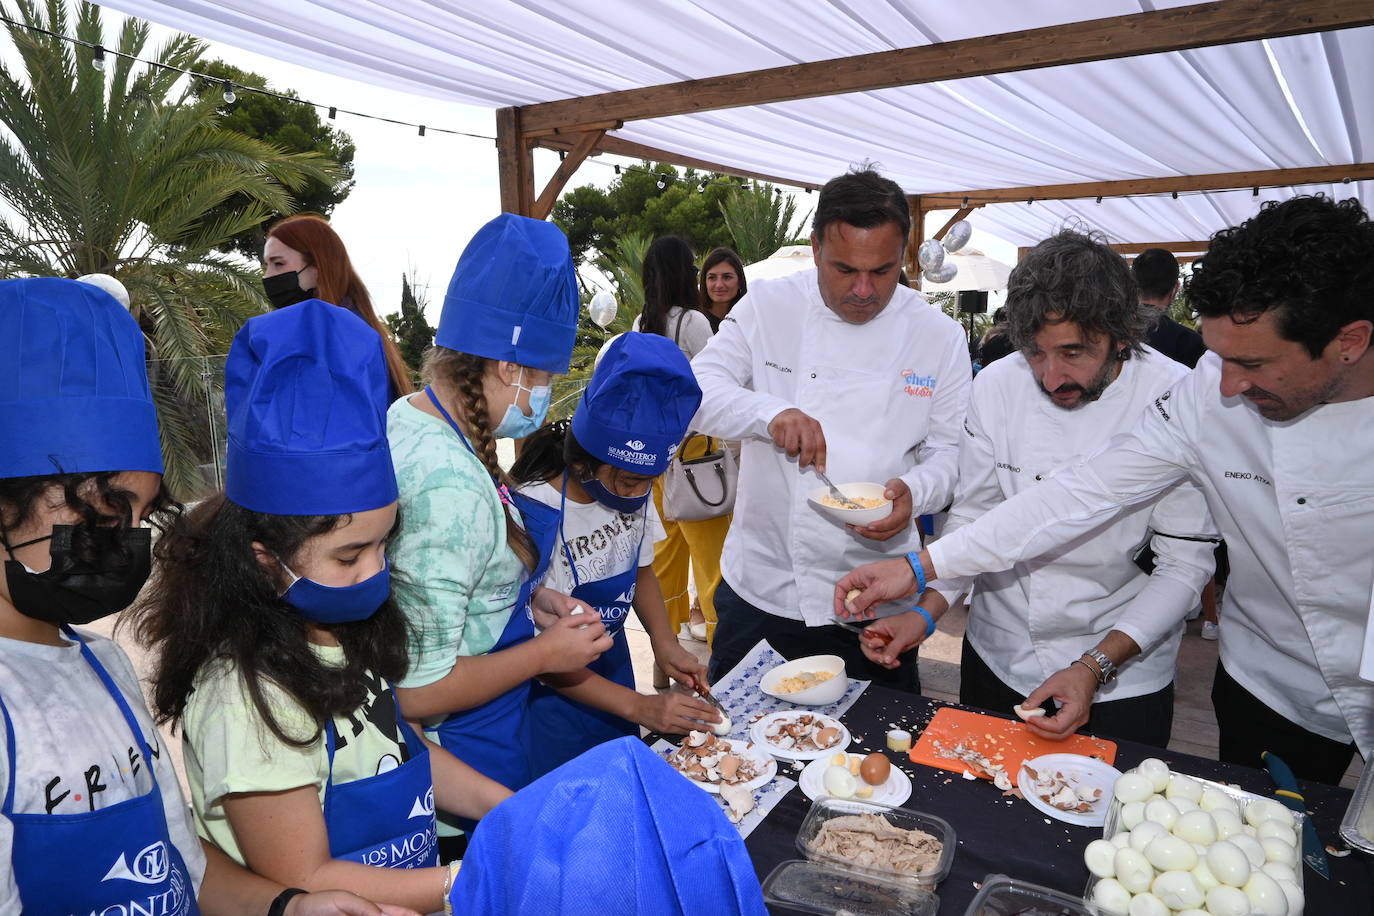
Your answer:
[495,107,535,216]
[530,129,606,220]
[906,195,925,286]
[933,206,976,242]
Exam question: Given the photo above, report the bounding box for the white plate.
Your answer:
[1018,753,1122,827]
[750,711,851,761]
[665,738,777,795]
[800,753,912,807]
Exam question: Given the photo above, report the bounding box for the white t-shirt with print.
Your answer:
[0,630,207,911]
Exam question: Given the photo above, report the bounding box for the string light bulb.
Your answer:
[418,124,425,137]
[221,80,236,104]
[327,106,336,119]
[656,177,666,189]
[92,45,106,72]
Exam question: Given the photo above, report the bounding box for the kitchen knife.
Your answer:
[1262,750,1330,879]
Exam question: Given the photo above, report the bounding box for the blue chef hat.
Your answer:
[0,277,163,479]
[436,213,579,373]
[225,299,397,515]
[571,332,702,476]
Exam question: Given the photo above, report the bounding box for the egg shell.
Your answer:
[1121,800,1148,830]
[1206,841,1252,888]
[1230,834,1267,869]
[1145,834,1198,872]
[858,752,890,786]
[1261,837,1297,867]
[1174,809,1219,845]
[1243,871,1289,916]
[1138,757,1172,793]
[1245,798,1291,829]
[1092,877,1132,915]
[1152,870,1204,910]
[1276,878,1303,916]
[1167,773,1204,803]
[1114,847,1155,894]
[822,765,857,799]
[1204,883,1252,916]
[1127,891,1169,916]
[1257,819,1297,845]
[1212,809,1245,840]
[1115,772,1155,804]
[1084,839,1118,878]
[1130,820,1169,852]
[1145,798,1180,830]
[1260,861,1297,884]
[1190,858,1220,892]
[1201,787,1241,817]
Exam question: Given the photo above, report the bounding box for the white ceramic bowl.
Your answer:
[759,654,849,706]
[806,481,892,527]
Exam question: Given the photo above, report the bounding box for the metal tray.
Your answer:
[1339,761,1374,854]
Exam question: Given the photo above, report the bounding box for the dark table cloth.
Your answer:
[736,686,1373,914]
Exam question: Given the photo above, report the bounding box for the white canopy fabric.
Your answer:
[102,1,1373,245]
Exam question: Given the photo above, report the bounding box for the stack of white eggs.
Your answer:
[1082,758,1304,916]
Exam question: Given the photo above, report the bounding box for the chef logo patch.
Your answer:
[103,841,169,885]
[900,369,937,398]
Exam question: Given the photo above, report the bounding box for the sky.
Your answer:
[1,5,1017,325]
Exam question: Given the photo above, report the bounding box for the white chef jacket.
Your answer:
[931,348,1217,701]
[691,268,971,626]
[928,352,1374,754]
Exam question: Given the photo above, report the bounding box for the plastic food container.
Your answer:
[1340,757,1374,854]
[763,860,938,916]
[807,481,892,526]
[760,654,848,705]
[795,796,956,889]
[963,874,1100,915]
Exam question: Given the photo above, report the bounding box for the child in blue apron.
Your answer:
[512,333,722,777]
[385,214,612,855]
[0,279,417,916]
[132,299,508,913]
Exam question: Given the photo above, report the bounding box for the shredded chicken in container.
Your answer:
[812,813,943,875]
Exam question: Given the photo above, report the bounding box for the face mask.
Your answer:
[2,525,152,626]
[581,477,650,514]
[493,369,552,439]
[262,270,312,310]
[280,557,391,625]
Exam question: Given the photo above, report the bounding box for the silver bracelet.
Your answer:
[1080,649,1118,684]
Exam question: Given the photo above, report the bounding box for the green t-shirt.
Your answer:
[386,396,527,688]
[183,645,410,866]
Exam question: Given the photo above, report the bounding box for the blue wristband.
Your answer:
[905,551,927,595]
[912,605,937,640]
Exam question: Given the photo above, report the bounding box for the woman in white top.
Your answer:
[632,238,732,682]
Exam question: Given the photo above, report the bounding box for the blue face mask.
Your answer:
[280,557,391,624]
[493,369,552,439]
[582,477,651,514]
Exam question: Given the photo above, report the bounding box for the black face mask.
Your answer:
[3,525,153,626]
[262,270,313,310]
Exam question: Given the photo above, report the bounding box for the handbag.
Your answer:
[662,434,737,521]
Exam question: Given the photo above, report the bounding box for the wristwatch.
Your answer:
[1080,648,1119,685]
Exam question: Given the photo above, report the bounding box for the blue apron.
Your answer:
[321,692,438,869]
[527,475,645,778]
[422,387,560,792]
[1,627,200,915]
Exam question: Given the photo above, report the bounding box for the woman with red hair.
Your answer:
[262,213,414,399]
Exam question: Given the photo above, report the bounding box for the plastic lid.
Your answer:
[963,874,1098,916]
[762,859,940,916]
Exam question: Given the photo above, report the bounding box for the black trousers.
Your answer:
[707,576,921,694]
[1212,660,1357,785]
[960,639,1176,747]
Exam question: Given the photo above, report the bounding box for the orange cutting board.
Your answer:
[909,707,1117,787]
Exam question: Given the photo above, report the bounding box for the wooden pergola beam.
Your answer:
[518,0,1374,134]
[530,129,606,220]
[922,163,1374,208]
[1016,241,1211,260]
[533,132,822,191]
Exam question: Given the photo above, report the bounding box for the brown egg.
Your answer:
[859,752,891,786]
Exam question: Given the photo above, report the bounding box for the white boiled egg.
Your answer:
[1128,891,1169,916]
[1167,773,1204,804]
[1205,840,1251,888]
[1130,820,1169,852]
[822,765,857,799]
[1114,847,1155,894]
[1261,837,1297,867]
[1174,810,1219,845]
[1257,819,1297,845]
[1084,839,1118,878]
[1115,772,1155,804]
[1276,878,1303,916]
[1152,870,1204,910]
[1145,834,1198,872]
[1230,834,1267,869]
[1191,858,1220,892]
[1200,787,1241,817]
[1245,798,1291,829]
[1242,871,1289,916]
[1212,809,1245,840]
[1260,861,1297,885]
[1112,831,1133,849]
[1203,883,1252,916]
[1092,877,1132,915]
[1145,798,1180,830]
[1137,757,1172,792]
[1121,800,1148,830]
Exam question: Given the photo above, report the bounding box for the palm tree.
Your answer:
[719,182,810,264]
[0,0,340,496]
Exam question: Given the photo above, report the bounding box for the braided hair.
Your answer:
[421,347,538,571]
